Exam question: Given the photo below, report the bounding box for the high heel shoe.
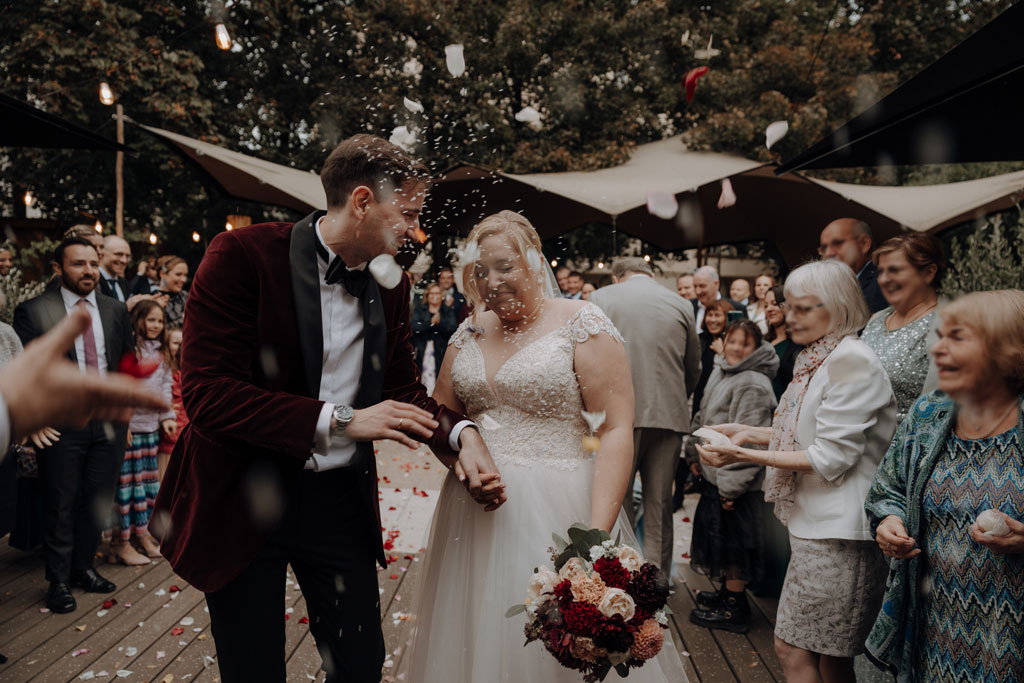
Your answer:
[108,539,151,566]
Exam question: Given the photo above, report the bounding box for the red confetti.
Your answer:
[393,488,401,493]
[390,574,399,580]
[683,66,709,103]
[388,506,396,511]
[681,553,691,559]
[298,616,309,624]
[284,613,290,621]
[171,627,185,636]
[168,585,180,593]
[382,476,391,484]
[417,489,429,498]
[117,352,160,378]
[102,598,117,609]
[682,517,691,523]
[404,555,413,560]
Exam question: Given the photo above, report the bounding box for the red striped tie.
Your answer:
[75,299,99,371]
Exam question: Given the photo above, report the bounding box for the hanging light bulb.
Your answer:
[550,259,557,268]
[597,261,605,269]
[94,220,103,233]
[148,233,158,245]
[643,254,651,262]
[99,81,114,106]
[215,23,232,50]
[192,231,201,243]
[225,221,233,231]
[23,191,33,206]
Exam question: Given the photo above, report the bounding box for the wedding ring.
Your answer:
[398,418,405,430]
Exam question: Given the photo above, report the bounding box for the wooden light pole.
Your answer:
[115,103,124,237]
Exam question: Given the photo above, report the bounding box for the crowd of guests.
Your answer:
[0,226,191,613]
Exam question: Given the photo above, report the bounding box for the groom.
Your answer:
[152,135,503,682]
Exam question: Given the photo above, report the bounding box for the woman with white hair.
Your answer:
[696,259,897,683]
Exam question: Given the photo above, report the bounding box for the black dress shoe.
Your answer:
[70,568,116,593]
[689,591,751,634]
[46,582,77,613]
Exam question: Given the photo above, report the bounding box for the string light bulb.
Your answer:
[99,81,114,106]
[23,191,33,206]
[643,254,651,262]
[597,261,605,269]
[215,23,232,50]
[550,259,557,267]
[94,220,103,233]
[225,221,233,231]
[192,231,201,243]
[148,233,157,245]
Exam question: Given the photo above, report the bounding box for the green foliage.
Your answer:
[0,267,46,324]
[943,210,1024,297]
[11,237,60,275]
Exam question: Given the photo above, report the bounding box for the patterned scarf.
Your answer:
[763,332,842,525]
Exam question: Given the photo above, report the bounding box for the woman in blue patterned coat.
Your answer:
[864,289,1024,682]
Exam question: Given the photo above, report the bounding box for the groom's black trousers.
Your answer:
[206,468,385,683]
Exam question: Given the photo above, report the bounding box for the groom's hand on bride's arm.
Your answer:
[345,400,439,450]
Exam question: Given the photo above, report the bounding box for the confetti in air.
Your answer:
[765,120,790,150]
[683,66,709,103]
[514,106,541,123]
[403,98,424,114]
[369,254,404,290]
[646,192,679,220]
[581,410,606,433]
[445,44,466,77]
[717,178,737,209]
[389,126,416,152]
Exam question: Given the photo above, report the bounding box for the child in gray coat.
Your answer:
[686,319,778,633]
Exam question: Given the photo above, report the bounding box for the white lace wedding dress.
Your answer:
[401,304,688,682]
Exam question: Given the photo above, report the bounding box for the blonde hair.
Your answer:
[940,290,1024,393]
[460,211,545,309]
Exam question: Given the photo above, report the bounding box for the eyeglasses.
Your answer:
[817,237,855,256]
[788,302,825,318]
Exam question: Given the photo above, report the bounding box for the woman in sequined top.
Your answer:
[861,234,945,423]
[865,290,1024,682]
[158,256,190,328]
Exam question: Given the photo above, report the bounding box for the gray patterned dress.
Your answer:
[861,308,937,423]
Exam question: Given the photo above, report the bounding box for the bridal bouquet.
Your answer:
[506,524,672,681]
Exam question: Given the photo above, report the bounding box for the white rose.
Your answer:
[616,545,643,573]
[559,557,590,584]
[526,566,559,605]
[597,588,636,622]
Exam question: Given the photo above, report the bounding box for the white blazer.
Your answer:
[787,337,897,542]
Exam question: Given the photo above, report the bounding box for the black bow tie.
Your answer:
[315,239,370,298]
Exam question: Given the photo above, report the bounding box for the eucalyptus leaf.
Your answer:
[552,532,569,550]
[504,603,527,618]
[567,526,589,546]
[554,547,578,571]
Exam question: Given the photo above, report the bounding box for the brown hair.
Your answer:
[725,318,764,348]
[320,134,431,209]
[872,233,946,288]
[702,299,734,335]
[131,299,172,366]
[940,290,1024,393]
[460,211,545,309]
[161,256,187,275]
[765,285,788,342]
[63,224,98,240]
[166,326,183,372]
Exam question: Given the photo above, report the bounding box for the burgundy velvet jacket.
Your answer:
[152,213,463,592]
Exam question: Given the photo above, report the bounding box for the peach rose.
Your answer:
[616,545,643,573]
[558,557,590,584]
[570,575,608,605]
[526,565,559,605]
[597,587,636,621]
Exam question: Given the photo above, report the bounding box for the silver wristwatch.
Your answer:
[330,405,355,438]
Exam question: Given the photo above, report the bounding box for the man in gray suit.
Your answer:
[588,257,701,573]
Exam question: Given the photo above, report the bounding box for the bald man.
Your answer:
[99,236,131,303]
[818,218,887,312]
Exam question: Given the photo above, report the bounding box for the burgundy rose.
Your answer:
[627,563,670,611]
[594,556,631,589]
[562,601,603,636]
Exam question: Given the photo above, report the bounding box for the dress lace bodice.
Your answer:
[449,303,624,471]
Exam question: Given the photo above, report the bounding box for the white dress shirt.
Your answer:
[694,292,723,330]
[60,287,108,374]
[99,267,126,302]
[308,219,472,471]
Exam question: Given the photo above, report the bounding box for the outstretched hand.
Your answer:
[0,307,168,441]
[347,400,439,450]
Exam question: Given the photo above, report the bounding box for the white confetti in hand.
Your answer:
[515,106,541,123]
[445,44,465,77]
[403,97,424,114]
[977,509,1011,537]
[646,192,679,220]
[369,255,404,290]
[581,410,606,434]
[766,120,789,150]
[717,179,736,209]
[692,427,731,447]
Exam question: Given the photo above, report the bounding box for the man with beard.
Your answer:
[14,237,134,613]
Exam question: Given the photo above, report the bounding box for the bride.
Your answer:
[402,211,687,681]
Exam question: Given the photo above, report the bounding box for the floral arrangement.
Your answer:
[506,524,672,681]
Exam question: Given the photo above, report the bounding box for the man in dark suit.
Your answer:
[153,135,503,683]
[819,218,888,313]
[690,265,744,329]
[98,235,131,303]
[14,237,134,614]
